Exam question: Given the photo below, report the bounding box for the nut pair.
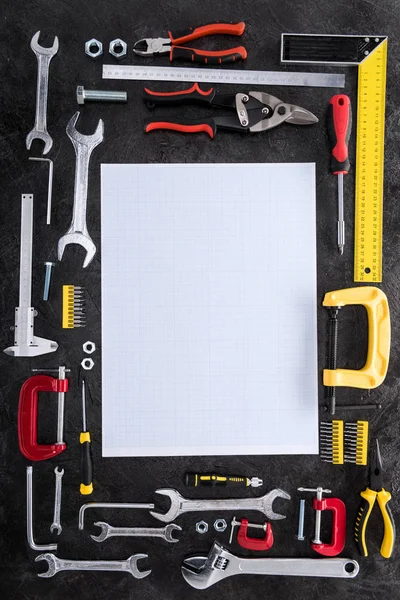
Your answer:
[85,38,127,59]
[196,519,227,534]
[82,341,96,370]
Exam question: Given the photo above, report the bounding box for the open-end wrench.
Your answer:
[50,467,64,535]
[58,112,104,268]
[91,522,182,543]
[26,32,59,155]
[181,542,360,589]
[35,553,151,579]
[150,488,290,523]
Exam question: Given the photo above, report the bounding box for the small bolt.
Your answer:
[278,106,286,115]
[241,119,249,126]
[364,50,369,56]
[296,499,305,541]
[375,38,380,43]
[77,85,128,105]
[43,262,55,301]
[365,37,370,42]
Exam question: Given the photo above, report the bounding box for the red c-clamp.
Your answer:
[229,516,274,551]
[18,367,70,461]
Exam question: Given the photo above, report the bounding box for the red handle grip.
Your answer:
[144,82,215,107]
[146,118,217,138]
[18,375,68,461]
[312,497,347,557]
[170,46,247,64]
[169,22,245,44]
[328,94,352,174]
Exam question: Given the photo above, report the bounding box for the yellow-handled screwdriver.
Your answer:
[80,379,93,495]
[185,472,263,488]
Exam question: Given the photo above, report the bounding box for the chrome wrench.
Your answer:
[50,467,64,535]
[35,553,151,579]
[26,31,59,155]
[181,542,360,589]
[150,488,290,523]
[58,112,104,268]
[91,522,182,543]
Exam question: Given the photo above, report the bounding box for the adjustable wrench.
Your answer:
[91,521,182,543]
[50,467,64,535]
[150,488,290,523]
[26,32,59,155]
[35,553,151,579]
[58,112,104,268]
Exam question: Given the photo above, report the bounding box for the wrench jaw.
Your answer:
[165,523,183,543]
[26,129,53,156]
[149,489,182,523]
[58,232,97,268]
[128,554,152,579]
[91,522,109,543]
[30,31,59,56]
[35,553,57,578]
[182,543,235,590]
[66,112,104,147]
[264,489,291,520]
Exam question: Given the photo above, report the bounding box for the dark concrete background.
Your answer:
[1,0,399,598]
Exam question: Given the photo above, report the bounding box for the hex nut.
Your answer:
[195,520,208,534]
[109,38,127,59]
[214,519,227,532]
[81,358,94,370]
[85,38,103,59]
[83,341,96,354]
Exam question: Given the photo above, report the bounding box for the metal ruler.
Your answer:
[354,39,387,282]
[103,64,345,88]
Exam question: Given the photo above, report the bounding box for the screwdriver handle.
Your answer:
[80,431,93,495]
[184,472,261,487]
[328,94,352,174]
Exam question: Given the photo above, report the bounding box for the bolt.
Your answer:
[277,106,286,115]
[296,499,305,540]
[43,262,55,301]
[76,85,128,105]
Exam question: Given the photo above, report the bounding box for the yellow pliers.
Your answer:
[354,439,395,558]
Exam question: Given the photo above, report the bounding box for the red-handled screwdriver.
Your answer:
[328,95,352,255]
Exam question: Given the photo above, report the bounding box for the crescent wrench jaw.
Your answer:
[165,523,183,542]
[91,522,109,542]
[26,130,53,155]
[57,232,97,268]
[30,31,59,55]
[129,555,152,579]
[264,488,291,520]
[36,553,57,578]
[149,489,182,523]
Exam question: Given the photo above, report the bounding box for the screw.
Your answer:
[43,262,55,301]
[296,499,305,541]
[76,85,127,105]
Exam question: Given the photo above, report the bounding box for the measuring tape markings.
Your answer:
[354,40,387,282]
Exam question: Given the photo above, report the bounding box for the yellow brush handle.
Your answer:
[377,489,395,558]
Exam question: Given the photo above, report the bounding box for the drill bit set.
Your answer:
[62,285,86,328]
[320,420,369,465]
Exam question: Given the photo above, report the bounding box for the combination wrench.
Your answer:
[35,553,151,579]
[150,488,290,523]
[58,112,104,268]
[91,522,182,543]
[26,31,59,155]
[50,467,64,535]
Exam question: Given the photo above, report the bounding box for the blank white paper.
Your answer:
[101,163,318,457]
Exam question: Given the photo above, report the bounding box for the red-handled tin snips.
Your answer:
[18,366,70,461]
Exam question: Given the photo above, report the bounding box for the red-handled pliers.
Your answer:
[133,21,247,65]
[144,83,319,138]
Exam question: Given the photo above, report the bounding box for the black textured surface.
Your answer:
[1,1,400,598]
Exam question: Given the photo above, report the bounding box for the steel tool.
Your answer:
[4,194,58,357]
[328,95,352,255]
[50,467,64,535]
[43,262,55,301]
[150,488,290,523]
[62,285,86,327]
[185,472,262,488]
[229,517,274,551]
[298,487,346,557]
[323,287,390,414]
[77,85,127,104]
[79,502,155,530]
[26,466,57,552]
[35,553,151,579]
[91,522,182,543]
[296,499,306,541]
[58,112,104,268]
[144,85,318,138]
[181,542,359,589]
[344,421,369,465]
[19,367,69,461]
[29,157,53,224]
[133,21,247,64]
[103,64,345,88]
[319,420,344,464]
[354,439,395,558]
[26,31,59,155]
